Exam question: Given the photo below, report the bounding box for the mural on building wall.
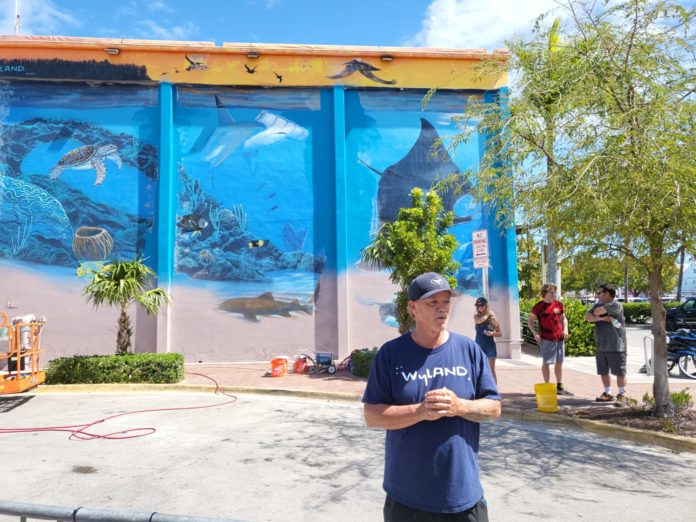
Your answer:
[166,86,328,359]
[344,90,486,332]
[0,82,159,268]
[0,39,519,363]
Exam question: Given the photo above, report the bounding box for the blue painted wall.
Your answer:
[0,81,518,362]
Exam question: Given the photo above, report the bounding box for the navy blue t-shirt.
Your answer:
[362,332,500,513]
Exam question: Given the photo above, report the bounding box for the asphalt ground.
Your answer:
[1,392,696,522]
[2,325,696,520]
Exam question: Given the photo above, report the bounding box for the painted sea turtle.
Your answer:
[50,144,122,186]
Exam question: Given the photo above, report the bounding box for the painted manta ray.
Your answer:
[359,118,474,228]
[327,59,396,85]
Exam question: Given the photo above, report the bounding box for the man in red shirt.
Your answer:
[527,283,572,395]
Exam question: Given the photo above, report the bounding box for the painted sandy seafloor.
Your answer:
[0,80,516,362]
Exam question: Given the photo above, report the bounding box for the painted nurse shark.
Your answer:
[359,118,474,227]
[219,292,313,322]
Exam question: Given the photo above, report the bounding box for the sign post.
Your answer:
[472,230,490,299]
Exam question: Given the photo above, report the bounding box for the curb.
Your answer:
[501,408,696,454]
[32,383,364,403]
[32,384,696,454]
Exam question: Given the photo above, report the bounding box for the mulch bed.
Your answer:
[563,405,696,438]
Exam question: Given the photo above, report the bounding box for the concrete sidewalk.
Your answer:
[182,325,696,412]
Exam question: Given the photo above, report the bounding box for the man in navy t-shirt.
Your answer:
[363,272,501,521]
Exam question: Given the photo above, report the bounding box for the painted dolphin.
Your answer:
[193,95,263,168]
[219,292,313,322]
[359,118,473,227]
[327,59,396,85]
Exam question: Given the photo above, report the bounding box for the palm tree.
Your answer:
[80,258,172,355]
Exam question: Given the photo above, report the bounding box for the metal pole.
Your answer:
[624,263,629,301]
[14,0,21,35]
[676,245,685,302]
[482,267,489,300]
[540,244,547,285]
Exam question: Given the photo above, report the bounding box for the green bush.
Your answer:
[622,302,652,324]
[519,298,595,356]
[350,347,379,378]
[642,388,693,415]
[45,352,185,384]
[671,388,694,414]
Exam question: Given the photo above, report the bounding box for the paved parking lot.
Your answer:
[1,392,696,521]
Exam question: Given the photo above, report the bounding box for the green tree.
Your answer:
[80,258,172,355]
[361,188,459,334]
[456,0,695,416]
[561,255,626,295]
[625,257,679,297]
[517,233,542,299]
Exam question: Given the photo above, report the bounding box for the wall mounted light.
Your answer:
[380,55,393,61]
[246,51,260,59]
[103,48,120,55]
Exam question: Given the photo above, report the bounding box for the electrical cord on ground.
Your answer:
[0,371,237,441]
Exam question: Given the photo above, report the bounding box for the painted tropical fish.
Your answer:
[248,239,268,248]
[219,292,313,322]
[49,144,122,186]
[358,118,474,228]
[177,213,208,234]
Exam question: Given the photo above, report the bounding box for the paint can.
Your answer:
[270,357,288,377]
[533,383,558,413]
[293,356,307,374]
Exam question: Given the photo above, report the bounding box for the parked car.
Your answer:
[666,297,696,331]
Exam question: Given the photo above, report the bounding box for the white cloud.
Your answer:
[408,0,562,50]
[147,1,173,12]
[134,19,198,41]
[0,0,81,36]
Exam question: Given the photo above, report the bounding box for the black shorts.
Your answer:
[383,496,489,522]
[595,351,627,376]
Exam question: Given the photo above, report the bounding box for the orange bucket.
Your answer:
[270,357,288,377]
[294,356,308,374]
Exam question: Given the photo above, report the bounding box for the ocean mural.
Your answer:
[0,38,519,362]
[0,83,158,268]
[345,89,485,298]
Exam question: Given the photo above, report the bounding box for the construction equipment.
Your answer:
[300,352,337,375]
[0,311,46,394]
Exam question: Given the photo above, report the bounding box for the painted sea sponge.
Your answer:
[72,226,114,261]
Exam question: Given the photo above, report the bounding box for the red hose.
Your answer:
[0,372,237,441]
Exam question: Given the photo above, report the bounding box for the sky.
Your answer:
[0,0,564,50]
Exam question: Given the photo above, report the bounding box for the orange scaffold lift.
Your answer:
[0,311,46,394]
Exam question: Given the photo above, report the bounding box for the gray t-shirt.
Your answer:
[589,300,626,352]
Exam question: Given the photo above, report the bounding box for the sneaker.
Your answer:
[615,393,629,403]
[556,385,574,396]
[595,392,615,402]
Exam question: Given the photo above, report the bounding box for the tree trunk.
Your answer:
[116,304,133,355]
[396,290,413,335]
[648,267,673,417]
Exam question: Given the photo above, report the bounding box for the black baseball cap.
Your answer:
[475,297,488,307]
[408,272,459,301]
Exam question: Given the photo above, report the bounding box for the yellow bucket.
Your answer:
[534,383,558,413]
